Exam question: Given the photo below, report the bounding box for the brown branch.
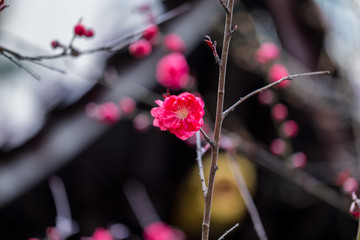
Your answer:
[218,0,230,14]
[201,0,235,240]
[222,70,331,118]
[200,127,215,147]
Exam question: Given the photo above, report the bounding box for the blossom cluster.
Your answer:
[255,42,305,168]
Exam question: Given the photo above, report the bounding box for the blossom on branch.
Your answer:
[268,63,290,88]
[156,53,189,90]
[129,39,152,58]
[151,92,205,140]
[74,23,94,38]
[142,25,159,42]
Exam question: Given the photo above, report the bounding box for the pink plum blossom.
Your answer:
[129,39,152,58]
[151,92,205,140]
[271,103,288,121]
[163,33,186,52]
[268,63,290,88]
[156,53,189,90]
[119,97,136,116]
[92,228,113,240]
[142,25,159,42]
[255,42,280,64]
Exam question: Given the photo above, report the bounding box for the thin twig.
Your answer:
[204,35,221,64]
[218,223,239,240]
[227,152,268,240]
[1,51,41,80]
[218,0,230,14]
[222,70,331,118]
[196,131,208,198]
[28,59,66,74]
[202,1,235,240]
[200,128,215,146]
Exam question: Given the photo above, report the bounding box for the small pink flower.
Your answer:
[268,63,290,88]
[143,222,183,240]
[92,228,113,240]
[143,25,159,42]
[119,97,136,115]
[281,120,299,138]
[151,92,205,140]
[74,24,86,36]
[129,39,152,58]
[257,89,275,106]
[290,152,307,168]
[343,177,359,194]
[271,103,288,121]
[28,238,40,240]
[96,102,120,124]
[133,113,151,132]
[270,138,287,156]
[163,34,186,52]
[255,42,280,64]
[156,53,189,90]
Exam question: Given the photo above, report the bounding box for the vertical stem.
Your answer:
[201,1,235,240]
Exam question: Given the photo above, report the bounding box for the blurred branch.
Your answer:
[218,223,239,240]
[227,152,268,240]
[236,137,350,212]
[196,131,208,198]
[0,3,191,79]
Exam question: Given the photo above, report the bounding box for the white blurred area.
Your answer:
[0,0,163,151]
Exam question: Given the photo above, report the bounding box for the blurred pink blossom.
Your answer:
[142,25,159,42]
[129,39,152,58]
[119,97,136,116]
[270,138,287,156]
[290,152,307,169]
[163,33,186,52]
[343,177,359,194]
[156,53,189,90]
[255,42,280,64]
[257,89,275,106]
[143,222,184,240]
[271,103,288,121]
[281,120,299,138]
[268,63,290,88]
[92,228,113,240]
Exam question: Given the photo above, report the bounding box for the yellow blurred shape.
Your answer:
[172,152,257,237]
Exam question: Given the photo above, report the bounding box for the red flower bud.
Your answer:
[85,29,94,37]
[74,23,86,36]
[51,40,60,49]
